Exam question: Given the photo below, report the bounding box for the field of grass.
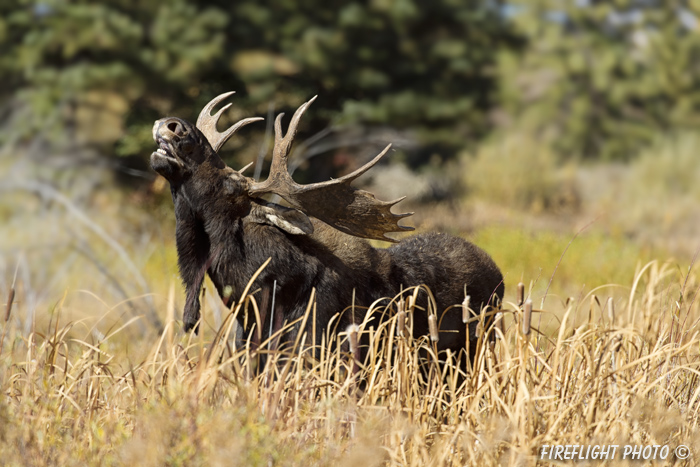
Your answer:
[2,137,700,465]
[1,256,699,466]
[2,190,700,465]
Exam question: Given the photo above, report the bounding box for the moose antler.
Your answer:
[196,91,264,153]
[248,97,414,242]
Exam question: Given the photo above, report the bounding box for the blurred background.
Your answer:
[1,0,699,336]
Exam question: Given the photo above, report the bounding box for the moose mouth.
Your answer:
[155,143,175,160]
[152,137,179,162]
[151,119,180,161]
[151,140,185,175]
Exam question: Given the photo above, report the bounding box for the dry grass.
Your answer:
[2,258,700,466]
[2,152,699,465]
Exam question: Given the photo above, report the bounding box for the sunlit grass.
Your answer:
[2,147,699,465]
[472,225,665,303]
[1,259,699,466]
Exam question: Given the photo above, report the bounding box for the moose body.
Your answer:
[151,92,503,361]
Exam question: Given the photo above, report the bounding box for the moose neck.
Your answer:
[178,163,249,239]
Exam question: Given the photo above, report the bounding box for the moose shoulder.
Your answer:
[150,92,504,362]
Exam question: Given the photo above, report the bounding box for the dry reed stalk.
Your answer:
[166,282,175,349]
[495,311,505,336]
[396,302,406,337]
[589,294,598,327]
[461,295,471,323]
[517,282,525,307]
[0,287,14,356]
[347,323,360,380]
[522,299,532,337]
[1,262,21,356]
[476,306,486,337]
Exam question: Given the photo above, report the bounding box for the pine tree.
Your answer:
[0,0,521,172]
[499,0,700,160]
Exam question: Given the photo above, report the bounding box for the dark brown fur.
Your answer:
[150,116,504,362]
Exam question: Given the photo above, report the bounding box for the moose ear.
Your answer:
[249,201,314,235]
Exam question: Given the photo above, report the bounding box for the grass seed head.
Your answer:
[428,314,439,342]
[4,287,14,323]
[517,282,525,307]
[396,310,406,337]
[462,295,471,324]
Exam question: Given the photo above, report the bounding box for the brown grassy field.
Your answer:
[1,253,699,466]
[2,137,700,465]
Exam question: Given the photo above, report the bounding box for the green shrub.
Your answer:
[462,133,579,213]
[606,131,700,245]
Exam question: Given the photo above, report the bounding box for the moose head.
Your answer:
[152,92,413,242]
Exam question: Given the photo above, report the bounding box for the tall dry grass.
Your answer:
[1,257,699,466]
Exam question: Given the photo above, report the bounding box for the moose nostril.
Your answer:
[167,122,179,133]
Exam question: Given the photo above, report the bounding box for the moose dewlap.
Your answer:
[150,91,504,364]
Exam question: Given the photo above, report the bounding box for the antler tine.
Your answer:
[238,161,254,174]
[324,144,392,186]
[275,95,317,157]
[250,96,414,242]
[252,96,317,193]
[290,143,415,242]
[252,143,393,197]
[196,91,264,153]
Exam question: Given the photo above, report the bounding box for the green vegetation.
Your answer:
[4,0,700,168]
[461,133,579,213]
[500,0,700,160]
[605,131,700,243]
[473,226,655,300]
[0,0,520,168]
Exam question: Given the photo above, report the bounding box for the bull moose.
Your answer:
[150,92,504,363]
